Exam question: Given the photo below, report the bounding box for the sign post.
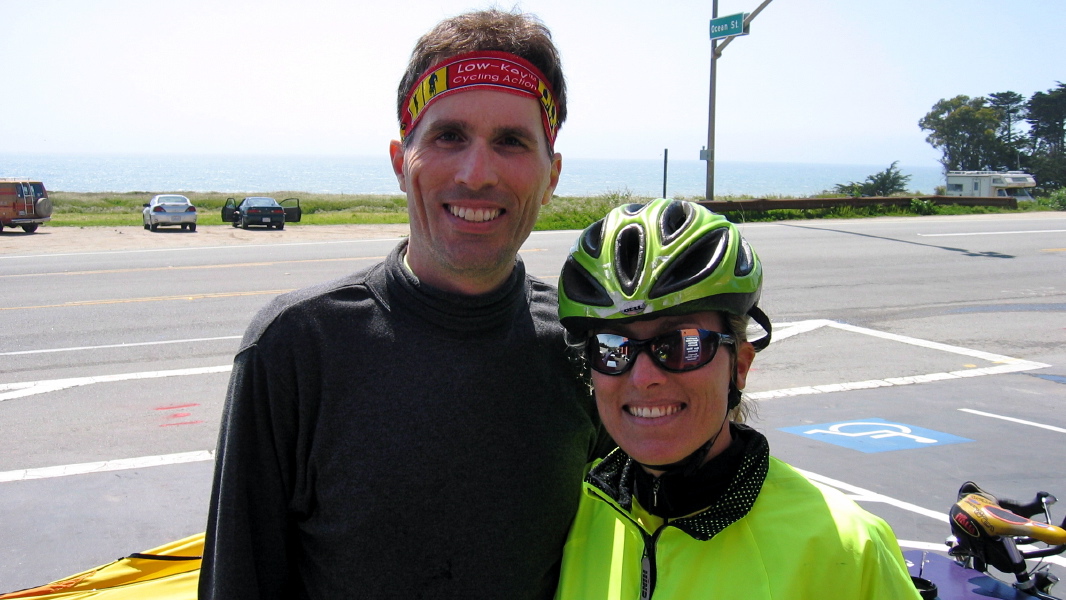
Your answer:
[704,1,773,202]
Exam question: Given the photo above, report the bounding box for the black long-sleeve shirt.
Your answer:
[200,241,610,599]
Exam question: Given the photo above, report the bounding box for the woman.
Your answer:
[554,198,920,599]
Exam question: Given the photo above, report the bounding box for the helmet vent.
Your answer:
[614,224,646,296]
[735,237,754,277]
[648,228,729,299]
[659,200,694,244]
[622,203,646,216]
[581,219,605,258]
[561,256,613,307]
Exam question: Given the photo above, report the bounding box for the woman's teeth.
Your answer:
[627,405,681,418]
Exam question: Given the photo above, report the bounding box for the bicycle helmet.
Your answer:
[559,198,771,350]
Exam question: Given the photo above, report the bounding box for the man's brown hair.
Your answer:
[397,9,567,137]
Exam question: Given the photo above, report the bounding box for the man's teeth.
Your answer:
[627,405,681,418]
[450,206,501,223]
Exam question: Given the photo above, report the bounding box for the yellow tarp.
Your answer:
[0,533,201,599]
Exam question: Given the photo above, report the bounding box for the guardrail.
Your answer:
[701,195,1018,212]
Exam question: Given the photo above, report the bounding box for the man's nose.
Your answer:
[454,141,500,189]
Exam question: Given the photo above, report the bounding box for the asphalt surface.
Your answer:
[1,214,1065,595]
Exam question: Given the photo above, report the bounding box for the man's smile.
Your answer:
[448,204,503,223]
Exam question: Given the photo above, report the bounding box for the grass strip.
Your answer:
[44,189,1060,229]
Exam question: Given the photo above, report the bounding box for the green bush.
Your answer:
[1041,188,1066,211]
[909,198,938,215]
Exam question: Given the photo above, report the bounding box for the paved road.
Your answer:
[1,214,1064,593]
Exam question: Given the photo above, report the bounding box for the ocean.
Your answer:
[0,153,945,198]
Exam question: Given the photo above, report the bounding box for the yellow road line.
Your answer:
[1041,248,1066,253]
[1,289,295,311]
[0,256,381,279]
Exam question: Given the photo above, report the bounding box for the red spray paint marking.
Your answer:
[154,403,201,426]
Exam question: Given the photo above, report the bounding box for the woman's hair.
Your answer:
[396,9,567,132]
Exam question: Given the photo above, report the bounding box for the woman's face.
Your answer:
[591,312,755,469]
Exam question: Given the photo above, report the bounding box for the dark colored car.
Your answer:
[221,196,301,230]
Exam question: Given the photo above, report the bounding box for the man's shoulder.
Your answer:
[525,274,559,303]
[240,263,384,349]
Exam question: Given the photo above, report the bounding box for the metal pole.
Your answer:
[663,148,669,198]
[705,0,718,202]
[705,0,773,202]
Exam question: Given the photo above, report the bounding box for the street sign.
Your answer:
[709,12,749,41]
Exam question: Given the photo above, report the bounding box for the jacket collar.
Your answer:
[586,423,770,541]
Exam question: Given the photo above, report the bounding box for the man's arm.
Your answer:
[199,345,301,599]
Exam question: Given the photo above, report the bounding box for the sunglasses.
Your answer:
[586,328,736,376]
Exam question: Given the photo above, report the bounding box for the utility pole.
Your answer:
[704,0,774,201]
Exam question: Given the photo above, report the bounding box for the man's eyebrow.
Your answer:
[493,124,539,140]
[421,118,469,136]
[421,118,540,141]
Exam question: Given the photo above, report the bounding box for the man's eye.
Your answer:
[500,135,529,148]
[437,131,462,142]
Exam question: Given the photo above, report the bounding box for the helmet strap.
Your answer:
[636,412,730,477]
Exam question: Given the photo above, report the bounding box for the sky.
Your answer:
[2,0,1064,169]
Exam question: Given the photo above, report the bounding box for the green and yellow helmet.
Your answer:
[558,198,771,348]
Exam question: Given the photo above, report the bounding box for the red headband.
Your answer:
[400,51,560,150]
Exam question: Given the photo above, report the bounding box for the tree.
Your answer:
[833,162,912,197]
[1026,83,1066,189]
[988,91,1027,169]
[919,96,1005,172]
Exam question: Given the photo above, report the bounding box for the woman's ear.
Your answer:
[733,341,756,390]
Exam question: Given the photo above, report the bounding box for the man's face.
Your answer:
[591,312,755,470]
[390,89,561,294]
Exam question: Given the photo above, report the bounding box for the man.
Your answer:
[554,198,921,598]
[200,10,608,599]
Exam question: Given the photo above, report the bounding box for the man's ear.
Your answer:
[389,140,407,193]
[733,342,757,390]
[542,152,562,206]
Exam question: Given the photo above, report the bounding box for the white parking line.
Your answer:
[802,468,1066,567]
[798,468,947,522]
[0,336,241,357]
[0,450,214,483]
[750,320,1049,401]
[958,409,1066,433]
[0,365,233,402]
[917,229,1066,237]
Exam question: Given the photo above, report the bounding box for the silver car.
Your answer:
[142,194,198,232]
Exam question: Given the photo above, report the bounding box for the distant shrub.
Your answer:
[909,198,938,215]
[1041,188,1066,211]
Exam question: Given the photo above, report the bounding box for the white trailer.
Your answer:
[945,171,1036,200]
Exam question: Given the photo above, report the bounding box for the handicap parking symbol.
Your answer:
[779,418,973,453]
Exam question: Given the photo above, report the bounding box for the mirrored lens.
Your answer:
[587,329,733,375]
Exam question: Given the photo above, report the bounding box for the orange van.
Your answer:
[0,178,52,233]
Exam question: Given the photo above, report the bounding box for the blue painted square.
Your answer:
[779,418,973,453]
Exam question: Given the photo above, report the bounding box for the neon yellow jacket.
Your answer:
[556,439,920,599]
